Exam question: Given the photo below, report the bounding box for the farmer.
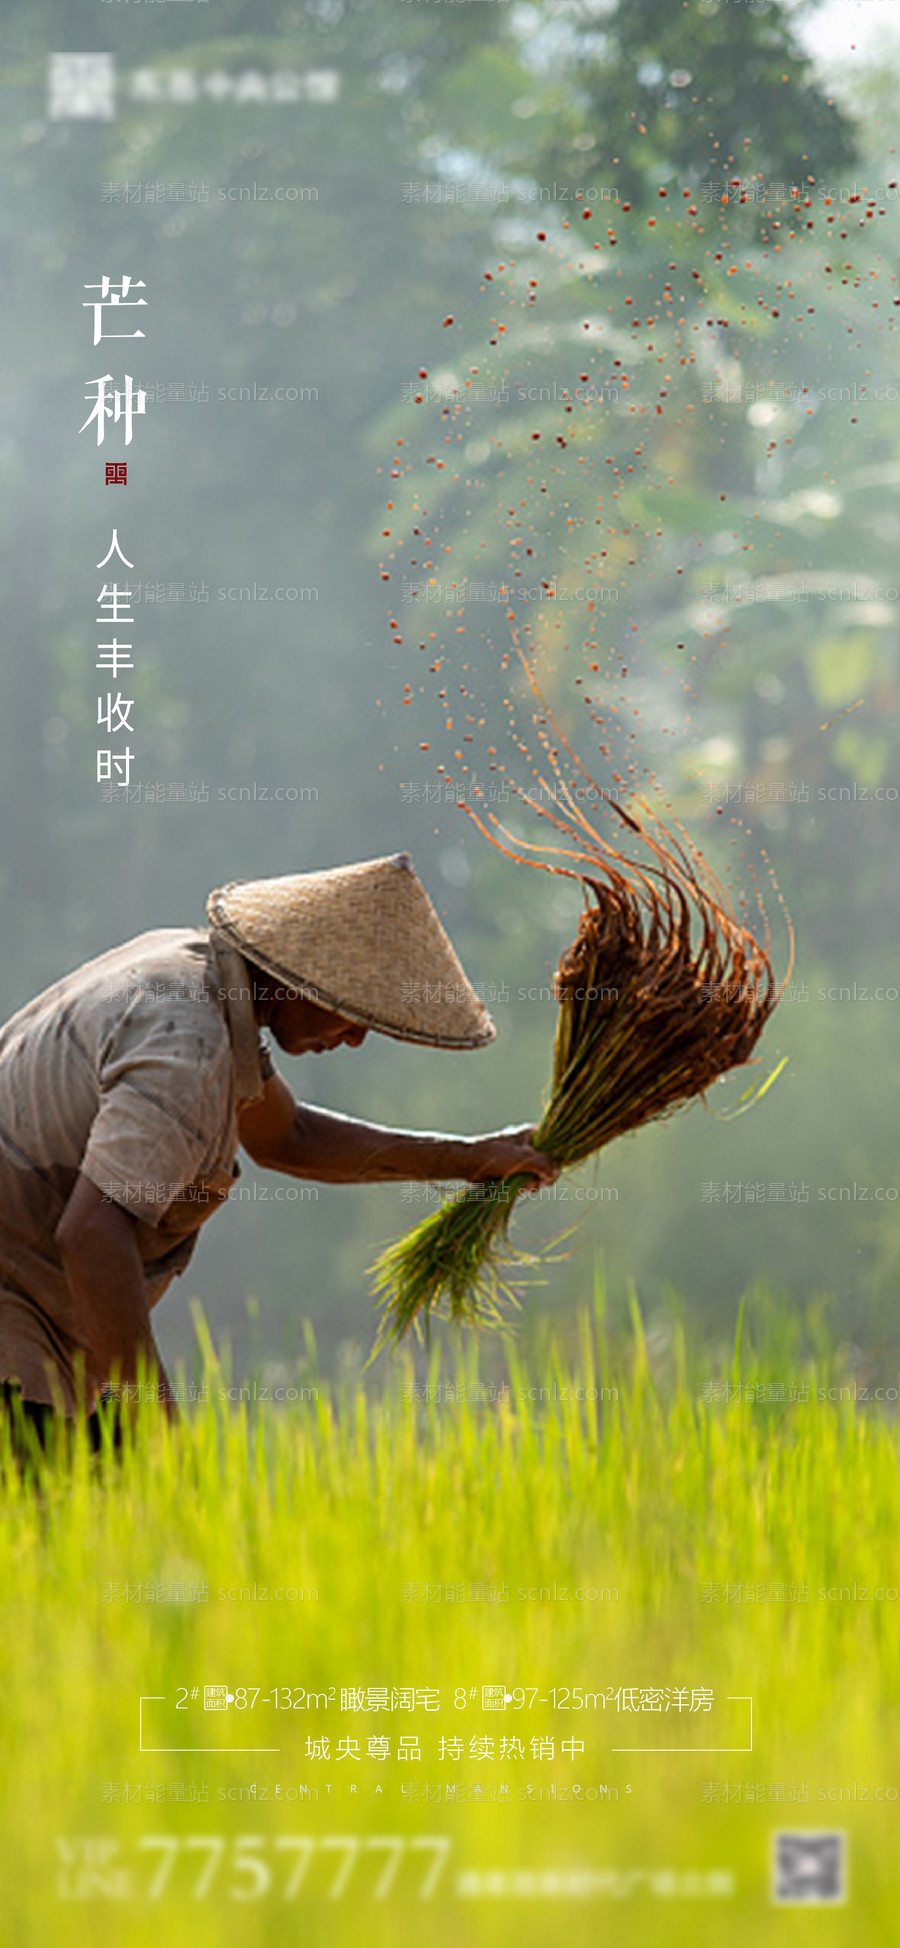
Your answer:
[0,853,558,1443]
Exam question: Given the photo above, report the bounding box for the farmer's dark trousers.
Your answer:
[0,1379,124,1468]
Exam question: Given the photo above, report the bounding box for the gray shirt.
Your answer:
[0,927,272,1410]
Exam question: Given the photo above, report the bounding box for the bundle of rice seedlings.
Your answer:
[370,739,790,1355]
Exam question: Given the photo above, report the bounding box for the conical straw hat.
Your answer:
[206,853,497,1050]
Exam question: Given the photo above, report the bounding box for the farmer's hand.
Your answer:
[463,1126,560,1194]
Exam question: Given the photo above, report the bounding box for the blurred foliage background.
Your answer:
[1,0,898,1381]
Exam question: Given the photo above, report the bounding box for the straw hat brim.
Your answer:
[206,853,497,1051]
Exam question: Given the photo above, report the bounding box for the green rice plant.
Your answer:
[0,1290,897,1948]
[371,748,789,1351]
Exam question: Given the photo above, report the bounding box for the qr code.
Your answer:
[772,1830,846,1905]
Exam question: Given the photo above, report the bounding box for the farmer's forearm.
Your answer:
[61,1242,169,1391]
[267,1102,478,1184]
[239,1076,558,1188]
[56,1177,176,1408]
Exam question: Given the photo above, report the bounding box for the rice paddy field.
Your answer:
[2,1282,898,1946]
